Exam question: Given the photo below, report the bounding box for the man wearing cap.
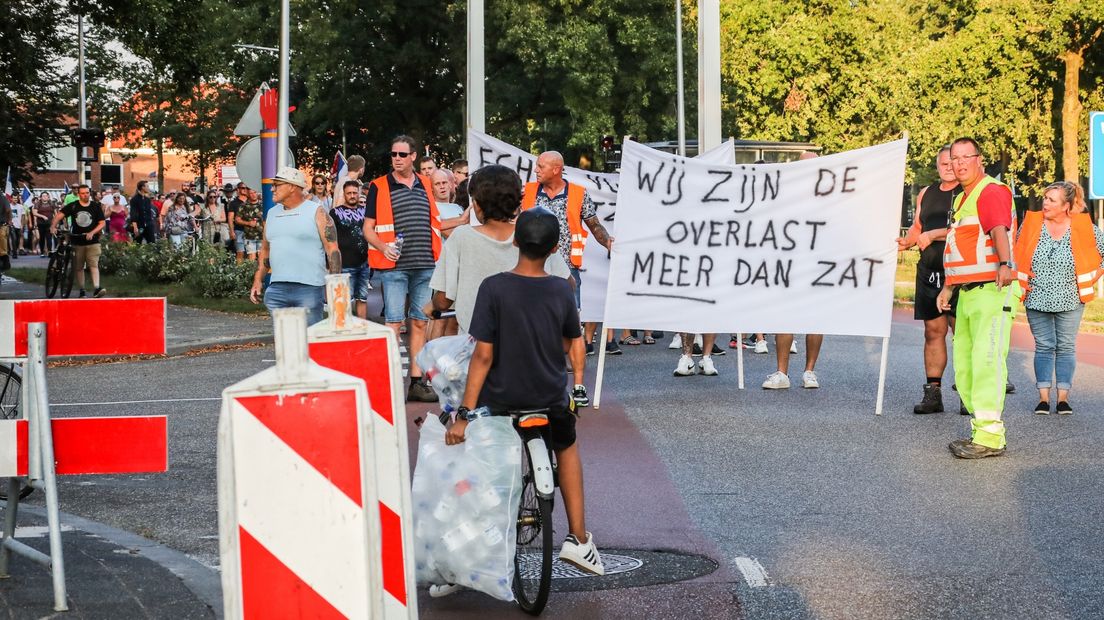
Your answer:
[364,135,444,403]
[249,167,342,325]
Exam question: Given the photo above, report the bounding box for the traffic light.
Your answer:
[71,127,106,162]
[601,135,615,152]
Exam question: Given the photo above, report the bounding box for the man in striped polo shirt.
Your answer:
[364,135,444,403]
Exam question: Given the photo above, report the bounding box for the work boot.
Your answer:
[912,383,944,414]
[949,439,1005,459]
[407,378,439,403]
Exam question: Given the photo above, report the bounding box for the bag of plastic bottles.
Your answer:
[411,414,523,601]
[415,335,476,410]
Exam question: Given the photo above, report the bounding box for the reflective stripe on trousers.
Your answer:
[953,282,1018,449]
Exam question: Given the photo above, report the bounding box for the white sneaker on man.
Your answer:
[674,355,696,376]
[790,341,798,354]
[699,356,718,376]
[429,583,464,597]
[559,532,605,575]
[762,371,791,389]
[803,370,820,389]
[754,339,769,354]
[668,334,682,349]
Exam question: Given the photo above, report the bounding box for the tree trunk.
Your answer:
[156,136,165,193]
[1059,49,1084,182]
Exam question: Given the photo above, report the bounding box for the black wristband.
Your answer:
[456,406,471,421]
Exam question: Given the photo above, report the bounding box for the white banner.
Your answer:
[602,139,907,338]
[467,130,735,321]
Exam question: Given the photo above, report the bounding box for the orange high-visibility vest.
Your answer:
[366,174,442,270]
[520,181,588,268]
[944,176,1016,285]
[1013,210,1104,303]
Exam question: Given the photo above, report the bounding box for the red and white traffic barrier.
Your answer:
[0,416,165,477]
[220,307,387,619]
[308,274,417,619]
[0,298,165,358]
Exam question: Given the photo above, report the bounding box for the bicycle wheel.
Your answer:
[0,365,33,501]
[59,250,74,299]
[513,440,554,615]
[45,252,62,298]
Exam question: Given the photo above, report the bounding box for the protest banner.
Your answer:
[594,138,907,411]
[466,130,736,321]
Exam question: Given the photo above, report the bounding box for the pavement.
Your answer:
[0,262,1102,618]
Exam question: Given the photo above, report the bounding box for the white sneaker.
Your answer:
[762,371,791,389]
[668,333,682,349]
[429,583,464,597]
[803,370,820,389]
[559,532,605,575]
[754,339,769,354]
[673,355,696,376]
[699,356,718,376]
[790,341,798,354]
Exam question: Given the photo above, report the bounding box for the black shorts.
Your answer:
[914,265,957,321]
[494,403,577,452]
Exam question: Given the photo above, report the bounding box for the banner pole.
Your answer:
[736,332,744,390]
[593,329,609,409]
[875,336,890,416]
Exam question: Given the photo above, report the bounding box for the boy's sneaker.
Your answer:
[1033,400,1050,415]
[605,340,622,355]
[754,339,769,354]
[762,371,790,389]
[710,343,725,356]
[699,356,718,376]
[429,583,464,598]
[572,384,590,408]
[93,287,107,298]
[1056,400,1073,415]
[802,370,819,388]
[673,355,696,376]
[559,532,605,576]
[691,343,703,357]
[585,341,595,356]
[407,379,439,403]
[668,334,682,349]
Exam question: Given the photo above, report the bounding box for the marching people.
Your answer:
[1012,181,1103,415]
[235,189,264,261]
[330,180,371,319]
[107,194,130,243]
[227,182,249,260]
[674,333,720,377]
[418,156,438,177]
[249,167,341,325]
[309,174,332,211]
[363,135,444,403]
[431,168,468,238]
[898,145,959,413]
[520,151,614,406]
[128,181,157,244]
[936,137,1017,459]
[50,184,106,297]
[34,192,56,255]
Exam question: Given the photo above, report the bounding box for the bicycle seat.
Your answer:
[509,408,551,428]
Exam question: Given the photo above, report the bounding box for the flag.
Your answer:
[63,180,71,195]
[3,167,11,198]
[331,151,347,181]
[20,185,31,206]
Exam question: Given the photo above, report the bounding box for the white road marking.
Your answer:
[734,556,771,588]
[13,525,73,538]
[51,397,221,407]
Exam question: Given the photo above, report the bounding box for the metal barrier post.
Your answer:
[29,323,68,610]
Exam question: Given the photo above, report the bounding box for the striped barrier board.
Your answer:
[309,319,417,619]
[0,416,166,477]
[0,298,166,358]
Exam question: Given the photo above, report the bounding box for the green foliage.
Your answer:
[98,240,252,298]
[184,248,256,299]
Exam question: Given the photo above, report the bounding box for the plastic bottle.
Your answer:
[391,233,405,259]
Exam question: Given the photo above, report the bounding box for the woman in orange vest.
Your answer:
[1013,181,1104,415]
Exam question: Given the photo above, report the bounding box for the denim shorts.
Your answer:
[379,267,434,323]
[569,266,582,309]
[263,281,325,326]
[235,230,246,252]
[244,238,261,255]
[342,263,371,301]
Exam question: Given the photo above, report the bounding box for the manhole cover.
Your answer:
[514,548,717,592]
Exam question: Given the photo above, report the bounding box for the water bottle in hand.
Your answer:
[390,233,405,260]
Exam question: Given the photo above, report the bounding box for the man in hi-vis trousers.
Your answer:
[936,137,1019,459]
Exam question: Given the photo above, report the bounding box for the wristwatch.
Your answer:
[456,406,471,421]
[998,261,1015,269]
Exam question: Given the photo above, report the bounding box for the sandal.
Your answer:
[643,335,656,345]
[619,336,642,345]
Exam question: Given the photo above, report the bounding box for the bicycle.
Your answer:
[0,363,32,500]
[44,227,75,299]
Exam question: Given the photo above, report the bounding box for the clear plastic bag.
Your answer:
[411,414,523,601]
[415,335,475,410]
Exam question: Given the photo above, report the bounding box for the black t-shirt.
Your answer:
[226,198,243,229]
[918,182,958,272]
[329,204,368,268]
[468,272,581,410]
[62,200,105,245]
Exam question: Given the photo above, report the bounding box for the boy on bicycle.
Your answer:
[445,207,605,576]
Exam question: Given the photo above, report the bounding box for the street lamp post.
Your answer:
[675,0,686,158]
[78,13,88,187]
[277,0,291,169]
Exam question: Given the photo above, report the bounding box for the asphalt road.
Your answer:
[29,313,1104,618]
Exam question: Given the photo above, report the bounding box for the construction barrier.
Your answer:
[308,274,417,619]
[219,306,391,619]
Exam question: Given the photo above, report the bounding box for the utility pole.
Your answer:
[277,0,291,169]
[697,0,722,152]
[675,0,686,157]
[466,0,486,135]
[78,13,88,186]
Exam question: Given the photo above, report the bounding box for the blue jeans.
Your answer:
[263,281,325,326]
[379,268,434,323]
[1026,306,1084,390]
[342,263,371,301]
[569,266,582,309]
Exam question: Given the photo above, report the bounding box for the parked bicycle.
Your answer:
[0,363,32,500]
[44,225,75,299]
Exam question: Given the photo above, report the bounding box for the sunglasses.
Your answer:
[390,151,412,158]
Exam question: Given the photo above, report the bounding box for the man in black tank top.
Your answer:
[898,146,958,414]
